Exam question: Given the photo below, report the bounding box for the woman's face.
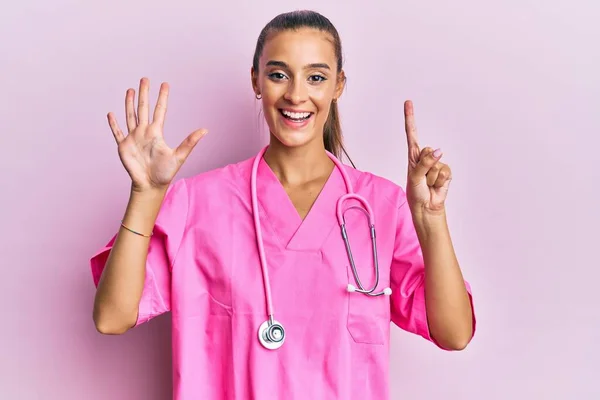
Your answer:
[252,28,345,149]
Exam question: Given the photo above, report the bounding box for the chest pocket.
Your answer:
[341,206,391,345]
[346,276,389,345]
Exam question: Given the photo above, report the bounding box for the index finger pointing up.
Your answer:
[404,100,421,167]
[404,100,419,150]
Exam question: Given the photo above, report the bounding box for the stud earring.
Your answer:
[256,93,262,100]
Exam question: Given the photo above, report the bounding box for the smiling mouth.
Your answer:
[279,109,313,122]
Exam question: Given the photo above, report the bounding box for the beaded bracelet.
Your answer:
[120,220,153,237]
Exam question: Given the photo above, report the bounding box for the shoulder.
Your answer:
[171,154,255,199]
[341,163,408,209]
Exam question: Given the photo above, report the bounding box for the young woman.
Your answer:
[91,10,475,400]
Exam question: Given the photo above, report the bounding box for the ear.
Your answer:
[334,70,346,101]
[250,66,260,96]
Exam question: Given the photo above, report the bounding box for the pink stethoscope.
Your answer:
[251,146,392,350]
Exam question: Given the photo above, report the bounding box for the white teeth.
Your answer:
[282,110,311,119]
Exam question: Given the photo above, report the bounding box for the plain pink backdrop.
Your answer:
[1,0,599,399]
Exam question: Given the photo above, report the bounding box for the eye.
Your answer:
[268,72,287,81]
[308,75,327,83]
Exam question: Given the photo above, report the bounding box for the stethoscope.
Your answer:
[251,146,392,350]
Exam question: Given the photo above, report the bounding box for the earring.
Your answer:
[256,93,262,100]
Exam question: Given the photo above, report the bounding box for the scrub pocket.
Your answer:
[346,281,387,345]
[338,202,391,345]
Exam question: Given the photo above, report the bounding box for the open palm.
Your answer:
[107,78,207,192]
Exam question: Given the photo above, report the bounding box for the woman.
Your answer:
[91,10,475,400]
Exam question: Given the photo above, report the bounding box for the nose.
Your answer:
[283,78,307,104]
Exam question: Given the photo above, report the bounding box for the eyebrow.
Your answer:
[265,60,331,70]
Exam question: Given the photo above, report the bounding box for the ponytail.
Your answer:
[324,100,355,167]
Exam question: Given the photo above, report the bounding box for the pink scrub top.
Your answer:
[91,152,476,400]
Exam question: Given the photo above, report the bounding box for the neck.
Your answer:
[263,138,334,186]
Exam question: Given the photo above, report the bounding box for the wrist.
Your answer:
[130,180,169,197]
[411,205,449,239]
[129,185,168,203]
[124,186,168,225]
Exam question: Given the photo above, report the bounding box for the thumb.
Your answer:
[409,148,442,183]
[175,129,208,163]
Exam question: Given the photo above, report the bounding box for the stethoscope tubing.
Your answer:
[251,145,391,349]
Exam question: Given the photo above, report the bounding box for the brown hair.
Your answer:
[252,10,354,166]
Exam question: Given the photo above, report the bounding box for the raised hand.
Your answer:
[404,100,452,214]
[107,77,208,193]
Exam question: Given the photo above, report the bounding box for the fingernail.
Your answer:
[433,148,442,158]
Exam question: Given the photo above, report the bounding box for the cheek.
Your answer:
[260,84,278,104]
[313,96,332,118]
[262,95,278,110]
[309,86,334,111]
[259,79,280,102]
[261,95,280,120]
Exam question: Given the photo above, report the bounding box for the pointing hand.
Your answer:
[404,100,452,214]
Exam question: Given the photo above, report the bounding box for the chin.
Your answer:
[270,130,316,149]
[267,108,323,146]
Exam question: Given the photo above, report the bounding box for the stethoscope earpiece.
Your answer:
[347,284,392,296]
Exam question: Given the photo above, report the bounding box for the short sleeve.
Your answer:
[90,179,189,326]
[389,196,476,349]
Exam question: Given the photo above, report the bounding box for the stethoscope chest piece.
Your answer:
[258,319,285,350]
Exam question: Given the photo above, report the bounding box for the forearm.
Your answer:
[93,187,167,334]
[412,209,473,350]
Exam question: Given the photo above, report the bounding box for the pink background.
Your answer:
[2,0,599,399]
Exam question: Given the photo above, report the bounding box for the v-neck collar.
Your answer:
[256,156,346,252]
